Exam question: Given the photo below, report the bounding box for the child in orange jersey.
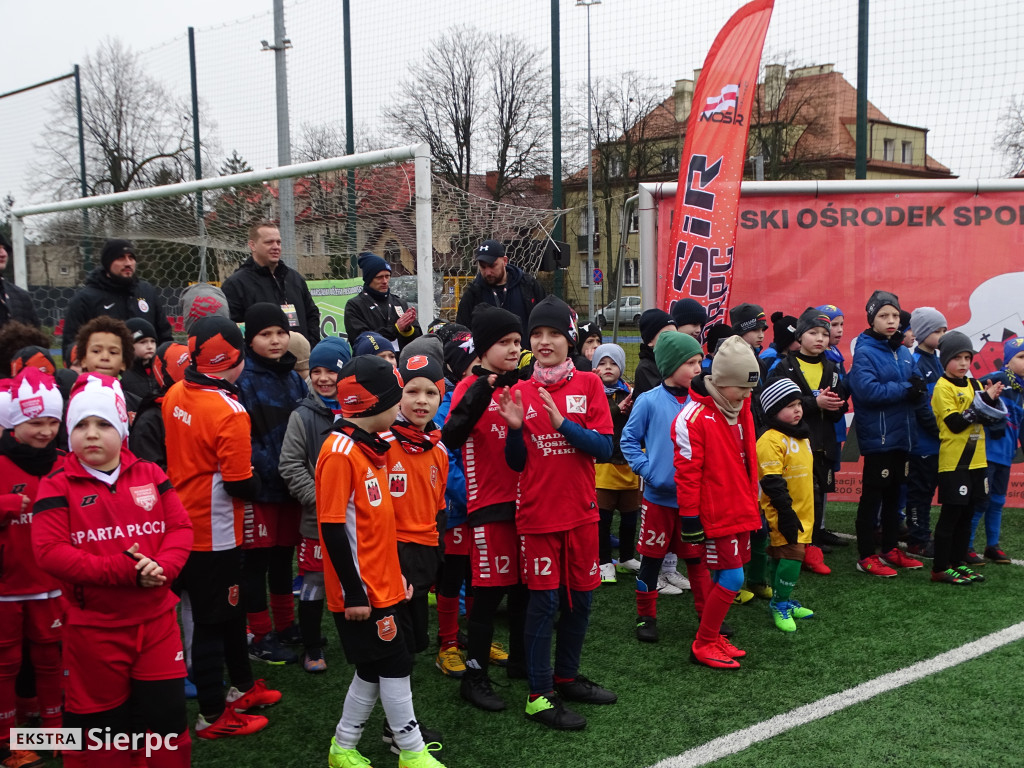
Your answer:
[163,317,281,740]
[320,355,446,768]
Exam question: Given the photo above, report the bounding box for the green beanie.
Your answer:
[654,331,703,379]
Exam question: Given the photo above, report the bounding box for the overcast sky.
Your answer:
[2,0,1020,209]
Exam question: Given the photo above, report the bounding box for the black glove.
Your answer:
[680,515,705,545]
[777,511,804,546]
[906,375,927,402]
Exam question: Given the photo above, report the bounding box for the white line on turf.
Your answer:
[649,620,1024,768]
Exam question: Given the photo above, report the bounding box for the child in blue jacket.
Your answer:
[971,336,1024,564]
[621,332,708,643]
[848,291,930,578]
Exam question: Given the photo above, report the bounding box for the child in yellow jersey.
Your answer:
[756,379,817,632]
[930,332,1006,586]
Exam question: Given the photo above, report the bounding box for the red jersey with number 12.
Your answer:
[512,371,612,534]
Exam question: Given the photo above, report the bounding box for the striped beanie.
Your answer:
[760,378,802,418]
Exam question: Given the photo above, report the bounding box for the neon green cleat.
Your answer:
[749,583,773,600]
[770,600,796,632]
[398,742,446,768]
[329,737,373,768]
[733,588,755,605]
[789,599,815,619]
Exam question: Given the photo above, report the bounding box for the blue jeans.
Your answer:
[970,463,1010,550]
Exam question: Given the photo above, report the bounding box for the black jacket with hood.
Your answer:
[455,263,545,333]
[62,267,172,362]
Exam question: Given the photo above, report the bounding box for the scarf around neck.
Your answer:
[532,358,575,387]
[704,379,744,424]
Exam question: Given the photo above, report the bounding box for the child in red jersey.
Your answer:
[32,373,194,767]
[672,336,763,670]
[499,295,617,731]
[441,305,527,711]
[319,356,446,768]
[0,370,65,768]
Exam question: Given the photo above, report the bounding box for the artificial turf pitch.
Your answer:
[175,502,1024,768]
[34,501,1023,767]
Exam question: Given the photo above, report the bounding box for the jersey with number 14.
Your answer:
[512,371,613,534]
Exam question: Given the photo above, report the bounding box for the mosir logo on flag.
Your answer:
[702,84,739,119]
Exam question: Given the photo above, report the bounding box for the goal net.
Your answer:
[9,145,565,350]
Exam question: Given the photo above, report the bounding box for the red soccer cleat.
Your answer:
[228,679,282,712]
[802,545,832,575]
[690,640,741,669]
[880,547,923,570]
[195,707,269,740]
[717,634,747,659]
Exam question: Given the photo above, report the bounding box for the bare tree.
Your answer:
[484,34,551,201]
[994,95,1024,177]
[385,26,487,193]
[747,58,842,181]
[32,38,205,211]
[569,72,666,304]
[384,26,551,201]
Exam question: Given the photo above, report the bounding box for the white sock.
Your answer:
[379,675,424,753]
[334,672,379,749]
[661,553,679,573]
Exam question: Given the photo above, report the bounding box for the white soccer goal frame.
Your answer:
[9,142,437,324]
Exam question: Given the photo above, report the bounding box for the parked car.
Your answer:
[596,295,642,326]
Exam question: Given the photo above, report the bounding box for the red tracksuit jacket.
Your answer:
[0,452,66,597]
[32,447,193,628]
[671,391,761,539]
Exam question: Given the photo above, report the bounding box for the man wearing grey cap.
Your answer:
[455,239,545,335]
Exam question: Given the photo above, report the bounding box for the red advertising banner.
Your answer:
[662,0,775,326]
[657,187,1024,502]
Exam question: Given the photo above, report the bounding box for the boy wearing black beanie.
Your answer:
[237,303,309,664]
[440,304,526,711]
[766,308,850,573]
[634,308,676,396]
[501,295,617,729]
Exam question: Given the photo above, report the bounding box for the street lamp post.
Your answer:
[577,0,600,322]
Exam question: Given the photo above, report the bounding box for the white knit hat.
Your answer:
[0,380,13,430]
[66,373,130,443]
[8,369,63,427]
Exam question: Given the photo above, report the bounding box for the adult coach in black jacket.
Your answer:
[0,234,39,329]
[222,220,322,346]
[343,251,422,350]
[455,240,545,336]
[62,239,172,362]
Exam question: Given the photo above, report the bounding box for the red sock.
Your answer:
[686,559,712,617]
[554,676,575,686]
[248,610,272,643]
[695,583,737,647]
[0,638,18,735]
[635,589,658,618]
[436,596,461,648]
[269,593,295,633]
[146,730,192,768]
[31,641,63,729]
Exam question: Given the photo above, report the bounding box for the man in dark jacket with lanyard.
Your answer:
[343,252,422,350]
[222,221,322,346]
[0,234,40,329]
[455,240,545,338]
[62,239,173,363]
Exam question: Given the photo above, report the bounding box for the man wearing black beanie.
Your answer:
[634,309,676,396]
[62,238,173,366]
[343,251,422,351]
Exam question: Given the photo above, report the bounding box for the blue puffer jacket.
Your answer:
[237,350,308,503]
[981,370,1024,467]
[911,347,944,456]
[621,384,689,507]
[848,331,918,454]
